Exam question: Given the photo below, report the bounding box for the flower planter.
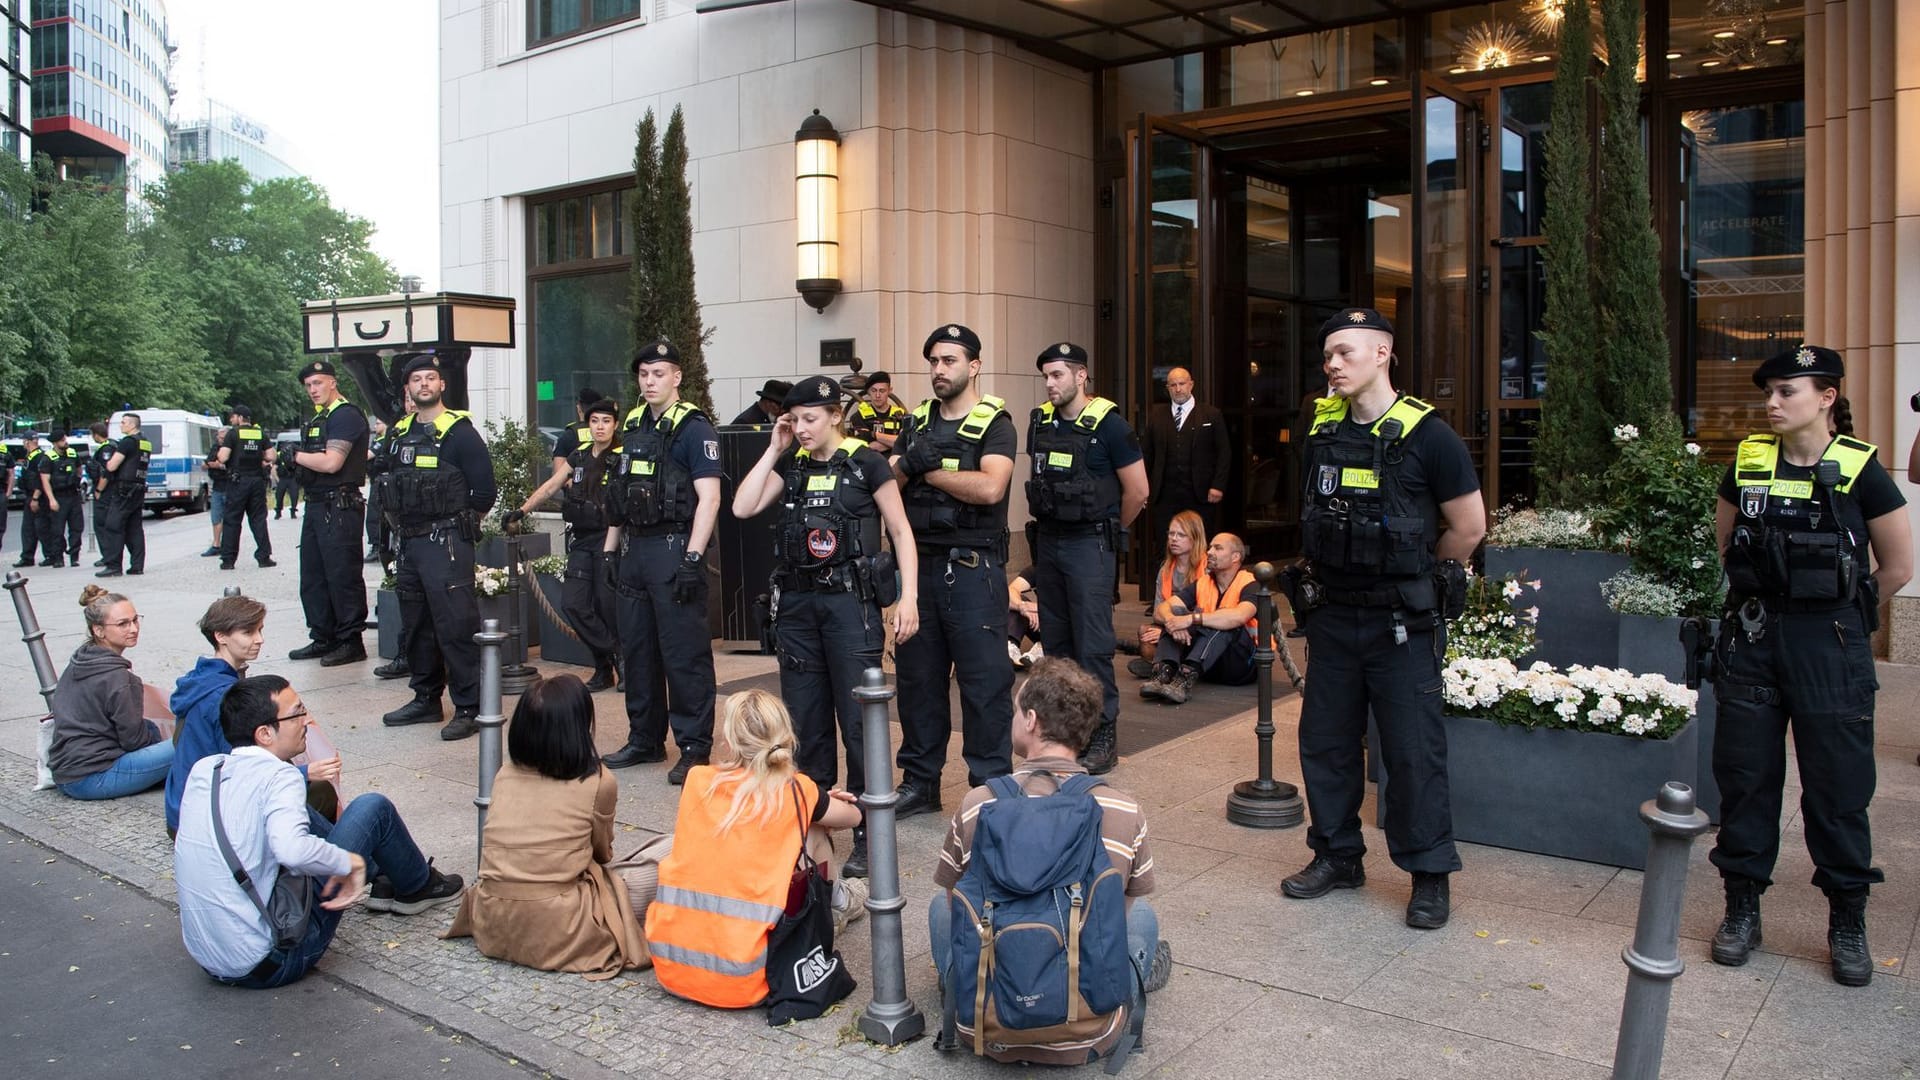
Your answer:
[477,590,528,669]
[533,570,596,668]
[376,587,401,660]
[477,533,550,651]
[1485,546,1630,670]
[1373,714,1698,870]
[1616,614,1721,823]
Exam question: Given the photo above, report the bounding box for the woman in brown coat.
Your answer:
[445,675,649,979]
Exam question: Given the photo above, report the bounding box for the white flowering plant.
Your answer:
[527,553,567,577]
[1445,569,1540,664]
[1593,419,1723,618]
[475,565,512,597]
[1599,568,1687,618]
[1486,506,1621,552]
[1442,657,1697,740]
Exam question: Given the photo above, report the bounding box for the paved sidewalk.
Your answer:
[2,512,1916,1078]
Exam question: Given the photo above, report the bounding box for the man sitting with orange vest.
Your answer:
[1140,532,1259,704]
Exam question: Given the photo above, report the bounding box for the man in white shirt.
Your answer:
[174,675,463,988]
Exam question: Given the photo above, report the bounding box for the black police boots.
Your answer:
[441,708,480,742]
[584,656,618,693]
[319,639,367,667]
[841,826,869,879]
[289,640,331,661]
[373,657,411,679]
[1281,853,1365,899]
[1710,877,1763,967]
[1406,872,1451,929]
[603,742,667,769]
[1827,888,1872,987]
[382,696,444,727]
[1079,723,1118,775]
[667,753,708,786]
[893,779,942,819]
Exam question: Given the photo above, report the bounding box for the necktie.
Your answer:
[1174,403,1186,430]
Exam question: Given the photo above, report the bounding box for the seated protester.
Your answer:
[1005,566,1043,668]
[1140,532,1261,704]
[49,585,174,800]
[174,675,463,989]
[1128,510,1207,681]
[444,675,650,979]
[646,689,865,1009]
[930,659,1171,1066]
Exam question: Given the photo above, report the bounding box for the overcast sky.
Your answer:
[162,0,441,289]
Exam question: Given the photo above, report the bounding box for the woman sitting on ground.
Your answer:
[49,585,174,800]
[445,674,649,980]
[647,689,865,1009]
[1129,510,1206,680]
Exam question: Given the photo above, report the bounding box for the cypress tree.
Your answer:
[1534,0,1607,507]
[1594,0,1676,440]
[627,110,661,362]
[655,106,713,414]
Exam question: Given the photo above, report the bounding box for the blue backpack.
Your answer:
[938,773,1143,1071]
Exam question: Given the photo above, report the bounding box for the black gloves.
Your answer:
[673,552,705,606]
[897,439,940,478]
[501,508,527,532]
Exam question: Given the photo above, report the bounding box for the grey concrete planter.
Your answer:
[533,571,596,668]
[376,587,401,660]
[477,533,549,651]
[1485,545,1630,670]
[1376,714,1698,870]
[1616,613,1721,823]
[477,590,528,669]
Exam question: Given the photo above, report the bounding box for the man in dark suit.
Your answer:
[1142,367,1231,544]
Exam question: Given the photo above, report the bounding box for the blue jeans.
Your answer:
[928,892,1158,1011]
[58,729,173,800]
[224,793,432,989]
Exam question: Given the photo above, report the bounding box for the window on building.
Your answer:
[529,0,641,48]
[1223,18,1404,103]
[527,181,637,436]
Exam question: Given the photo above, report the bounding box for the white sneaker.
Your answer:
[1021,644,1044,666]
[1007,640,1023,664]
[832,877,870,937]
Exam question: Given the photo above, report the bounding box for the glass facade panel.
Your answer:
[1683,100,1804,456]
[1222,18,1404,103]
[1147,134,1202,377]
[532,271,631,435]
[1426,2,1566,76]
[531,0,642,47]
[1105,55,1203,126]
[1669,0,1802,78]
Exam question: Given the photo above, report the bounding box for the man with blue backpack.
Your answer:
[929,659,1172,1071]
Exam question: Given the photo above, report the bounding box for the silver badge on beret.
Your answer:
[1795,346,1815,368]
[1347,311,1368,324]
[1058,343,1071,356]
[947,326,960,338]
[656,343,669,356]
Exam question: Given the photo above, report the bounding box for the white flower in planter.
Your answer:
[1613,424,1640,441]
[1684,442,1703,456]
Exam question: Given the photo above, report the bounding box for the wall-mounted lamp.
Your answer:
[795,109,841,314]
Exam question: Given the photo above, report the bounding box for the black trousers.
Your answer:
[776,584,883,796]
[1710,604,1882,893]
[1157,624,1256,684]
[298,496,366,648]
[365,486,388,553]
[1034,528,1120,732]
[17,497,41,560]
[562,539,618,661]
[615,531,714,757]
[895,554,1015,790]
[1298,603,1460,874]
[396,530,482,711]
[274,477,301,514]
[219,475,272,565]
[38,491,84,559]
[96,486,145,572]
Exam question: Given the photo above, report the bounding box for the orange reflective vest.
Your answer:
[646,770,818,1008]
[1193,569,1260,637]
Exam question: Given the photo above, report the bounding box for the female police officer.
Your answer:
[1709,345,1911,987]
[732,375,919,878]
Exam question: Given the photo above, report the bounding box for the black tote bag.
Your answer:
[764,783,856,1024]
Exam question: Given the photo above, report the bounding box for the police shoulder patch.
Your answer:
[704,440,719,461]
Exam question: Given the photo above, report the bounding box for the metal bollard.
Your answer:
[222,586,241,598]
[5,571,61,718]
[1225,563,1304,828]
[1612,781,1711,1080]
[853,666,926,1046]
[499,533,538,695]
[472,616,509,864]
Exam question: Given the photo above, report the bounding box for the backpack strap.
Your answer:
[1055,772,1106,799]
[209,759,275,926]
[984,773,1026,802]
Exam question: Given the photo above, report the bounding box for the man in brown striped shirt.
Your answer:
[929,659,1171,1065]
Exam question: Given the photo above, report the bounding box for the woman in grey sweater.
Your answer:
[49,584,173,799]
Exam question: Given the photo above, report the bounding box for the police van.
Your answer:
[108,409,222,514]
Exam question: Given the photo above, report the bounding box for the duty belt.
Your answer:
[778,565,859,593]
[626,522,690,538]
[307,487,365,509]
[1322,584,1403,608]
[1730,593,1855,616]
[396,517,464,539]
[919,545,994,569]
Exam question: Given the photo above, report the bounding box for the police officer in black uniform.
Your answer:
[734,375,920,877]
[95,415,152,578]
[36,431,85,566]
[602,340,723,781]
[215,405,277,570]
[368,398,416,681]
[890,324,1017,816]
[1280,309,1486,930]
[13,432,44,568]
[846,370,907,452]
[506,397,623,691]
[1707,345,1912,987]
[1025,342,1149,775]
[380,353,498,741]
[273,435,302,519]
[286,360,372,663]
[86,422,112,560]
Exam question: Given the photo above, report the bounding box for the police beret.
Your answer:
[228,404,253,419]
[400,352,444,381]
[298,359,337,381]
[1751,344,1844,387]
[756,379,792,402]
[1035,341,1089,370]
[864,370,893,388]
[632,338,680,372]
[923,323,982,358]
[584,398,621,421]
[783,375,844,411]
[1319,307,1395,346]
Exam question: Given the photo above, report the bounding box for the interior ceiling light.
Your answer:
[1528,0,1566,38]
[1701,59,1723,66]
[1459,20,1532,71]
[1295,88,1314,96]
[1369,77,1390,85]
[1765,36,1788,45]
[1713,29,1737,38]
[1666,51,1682,59]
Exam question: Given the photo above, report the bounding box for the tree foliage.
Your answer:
[626,111,661,362]
[626,106,713,414]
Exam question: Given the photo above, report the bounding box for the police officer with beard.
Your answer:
[846,370,906,452]
[215,405,276,570]
[286,360,372,663]
[35,431,85,567]
[506,397,623,692]
[889,324,1017,816]
[380,354,498,741]
[1025,343,1149,775]
[601,340,722,781]
[1280,308,1485,931]
[95,416,152,578]
[13,432,45,568]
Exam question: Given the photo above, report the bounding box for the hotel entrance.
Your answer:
[1124,74,1557,562]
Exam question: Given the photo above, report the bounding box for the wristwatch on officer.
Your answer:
[684,550,703,566]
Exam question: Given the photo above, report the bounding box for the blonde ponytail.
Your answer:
[708,689,802,833]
